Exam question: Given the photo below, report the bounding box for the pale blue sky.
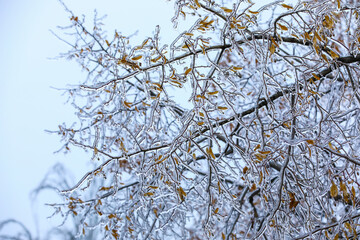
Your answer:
[0,0,177,238]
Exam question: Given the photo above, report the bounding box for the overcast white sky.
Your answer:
[0,0,178,238]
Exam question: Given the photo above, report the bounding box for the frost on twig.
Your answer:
[46,0,360,239]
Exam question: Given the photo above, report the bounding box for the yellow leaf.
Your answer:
[185,32,194,36]
[249,10,259,14]
[259,151,271,154]
[207,91,219,95]
[206,147,215,159]
[330,181,338,198]
[309,89,319,95]
[144,192,154,197]
[197,121,205,126]
[151,56,162,62]
[170,80,182,88]
[263,194,268,202]
[217,106,228,110]
[283,122,290,128]
[255,153,266,161]
[131,55,142,61]
[250,183,257,192]
[178,187,187,201]
[155,157,167,164]
[214,208,219,214]
[185,68,192,76]
[306,140,315,145]
[232,66,243,70]
[194,0,200,8]
[258,171,263,185]
[105,40,110,47]
[337,0,341,9]
[328,142,336,150]
[124,101,132,108]
[269,43,276,55]
[220,7,233,13]
[330,50,339,59]
[278,23,288,31]
[199,112,204,117]
[323,15,334,29]
[344,222,352,231]
[281,3,293,10]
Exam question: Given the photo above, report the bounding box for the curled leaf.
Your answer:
[185,68,192,76]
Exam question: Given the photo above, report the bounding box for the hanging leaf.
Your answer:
[206,147,215,159]
[281,3,293,10]
[306,140,315,145]
[144,192,154,197]
[194,0,201,8]
[207,91,219,95]
[217,106,228,110]
[278,23,288,31]
[232,66,243,71]
[178,187,187,201]
[330,50,339,59]
[124,101,132,108]
[221,7,233,13]
[269,43,276,55]
[131,55,143,61]
[330,181,338,198]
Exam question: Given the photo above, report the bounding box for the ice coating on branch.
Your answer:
[42,0,360,239]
